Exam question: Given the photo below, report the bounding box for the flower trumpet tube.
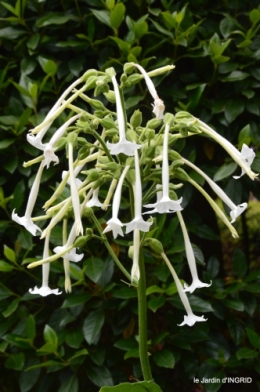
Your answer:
[131,229,141,285]
[197,119,257,181]
[188,177,239,238]
[183,158,247,223]
[29,234,62,296]
[161,252,207,326]
[131,63,165,119]
[12,161,45,236]
[125,150,152,233]
[68,142,83,236]
[176,211,211,293]
[106,74,141,156]
[144,123,183,214]
[103,165,130,238]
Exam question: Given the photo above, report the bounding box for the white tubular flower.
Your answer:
[198,120,257,181]
[177,211,211,293]
[102,179,117,211]
[103,165,130,239]
[68,142,83,236]
[87,188,103,207]
[62,170,82,188]
[161,252,207,327]
[29,234,62,296]
[183,158,247,223]
[125,151,152,234]
[131,229,140,284]
[144,124,183,214]
[131,63,165,119]
[53,246,84,262]
[107,75,141,156]
[12,161,44,236]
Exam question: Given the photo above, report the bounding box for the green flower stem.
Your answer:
[85,128,114,162]
[137,248,153,381]
[91,213,131,281]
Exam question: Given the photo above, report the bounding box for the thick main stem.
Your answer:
[137,248,153,381]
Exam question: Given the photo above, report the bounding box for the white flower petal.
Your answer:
[152,98,165,119]
[12,210,41,236]
[29,285,62,297]
[44,144,59,168]
[143,196,183,214]
[103,217,124,239]
[53,246,84,262]
[230,202,248,223]
[183,279,212,294]
[125,217,152,234]
[178,314,207,327]
[107,138,141,156]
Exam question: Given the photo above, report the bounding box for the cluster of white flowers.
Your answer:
[12,64,257,327]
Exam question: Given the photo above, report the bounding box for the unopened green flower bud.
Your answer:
[120,73,128,83]
[82,69,98,81]
[74,234,91,248]
[130,110,142,128]
[145,128,155,140]
[105,67,116,78]
[124,63,135,74]
[78,145,90,160]
[85,169,100,182]
[169,189,178,200]
[126,129,138,143]
[85,75,99,90]
[105,128,118,137]
[94,85,104,97]
[83,207,93,217]
[92,178,104,189]
[163,113,175,125]
[105,162,119,171]
[171,159,184,169]
[145,238,164,255]
[168,150,181,161]
[125,157,134,166]
[78,137,88,146]
[88,99,105,111]
[128,245,134,259]
[54,137,67,151]
[104,90,116,103]
[174,167,189,181]
[67,132,77,146]
[146,119,162,129]
[90,119,99,130]
[98,156,110,165]
[113,168,122,179]
[127,73,143,85]
[100,117,116,129]
[179,125,188,137]
[126,168,136,184]
[94,110,106,117]
[175,111,194,122]
[85,228,93,237]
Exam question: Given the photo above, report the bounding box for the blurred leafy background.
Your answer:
[0,0,260,391]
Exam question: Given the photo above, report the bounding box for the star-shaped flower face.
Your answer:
[29,285,62,297]
[87,189,103,208]
[230,202,247,223]
[44,144,59,169]
[107,137,141,156]
[27,133,45,150]
[103,217,124,239]
[178,314,207,327]
[152,98,165,120]
[183,279,212,294]
[12,210,41,236]
[125,217,152,234]
[53,246,84,262]
[144,196,183,214]
[233,144,256,179]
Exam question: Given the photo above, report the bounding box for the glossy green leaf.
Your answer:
[2,298,20,318]
[36,13,78,27]
[0,260,13,272]
[84,257,104,282]
[43,325,58,348]
[213,162,237,182]
[99,381,163,391]
[61,293,91,308]
[236,347,258,360]
[153,349,175,368]
[232,248,247,278]
[58,374,79,392]
[5,353,25,370]
[148,295,166,313]
[110,3,125,29]
[83,309,105,345]
[88,366,113,387]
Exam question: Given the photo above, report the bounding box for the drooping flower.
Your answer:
[177,211,211,293]
[53,246,84,262]
[131,63,165,119]
[87,188,103,208]
[12,161,44,236]
[107,74,141,156]
[144,123,183,214]
[125,150,152,233]
[198,120,257,181]
[161,252,207,326]
[131,229,140,284]
[103,165,130,238]
[29,234,62,296]
[183,157,248,223]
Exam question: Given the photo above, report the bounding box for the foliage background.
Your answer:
[0,0,260,391]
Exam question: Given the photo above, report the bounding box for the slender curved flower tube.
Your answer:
[107,75,141,156]
[176,211,211,293]
[131,63,165,119]
[183,158,247,223]
[144,124,183,214]
[131,229,140,284]
[125,150,152,233]
[103,165,130,238]
[40,198,71,239]
[68,142,83,236]
[188,177,238,238]
[12,161,44,236]
[101,179,118,211]
[29,234,62,296]
[198,120,257,181]
[161,252,207,326]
